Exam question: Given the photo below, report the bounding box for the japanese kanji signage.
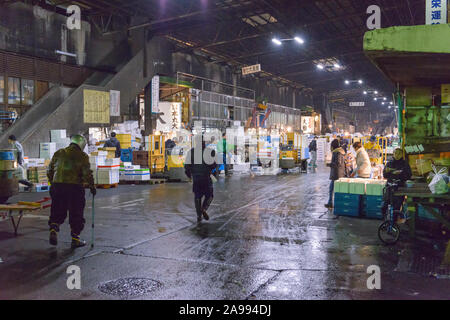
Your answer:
[151,75,160,113]
[83,89,110,124]
[349,102,365,107]
[426,0,447,25]
[242,64,261,75]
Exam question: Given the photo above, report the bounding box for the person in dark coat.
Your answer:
[308,136,318,168]
[184,135,218,223]
[104,132,121,158]
[381,148,412,223]
[47,134,96,248]
[325,139,346,208]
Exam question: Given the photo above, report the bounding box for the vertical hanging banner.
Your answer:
[110,90,120,117]
[151,75,160,113]
[426,0,447,24]
[83,89,110,123]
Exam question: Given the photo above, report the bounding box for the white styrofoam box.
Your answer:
[131,141,141,149]
[40,142,57,160]
[89,156,106,166]
[95,168,119,184]
[104,158,120,166]
[97,151,108,156]
[50,129,67,142]
[26,158,46,167]
[90,163,97,171]
[233,163,250,172]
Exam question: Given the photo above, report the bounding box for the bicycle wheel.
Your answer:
[378,220,400,245]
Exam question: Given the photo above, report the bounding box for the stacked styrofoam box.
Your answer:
[95,168,120,185]
[40,142,57,160]
[89,155,106,171]
[26,158,45,168]
[316,138,328,162]
[50,129,71,151]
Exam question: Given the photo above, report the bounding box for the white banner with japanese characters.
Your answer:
[109,90,120,117]
[426,0,447,25]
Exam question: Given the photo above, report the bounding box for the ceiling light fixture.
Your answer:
[272,38,282,45]
[294,36,304,44]
[317,64,324,70]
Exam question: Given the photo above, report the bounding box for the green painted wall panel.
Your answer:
[364,24,450,54]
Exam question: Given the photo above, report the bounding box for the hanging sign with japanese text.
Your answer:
[426,0,447,25]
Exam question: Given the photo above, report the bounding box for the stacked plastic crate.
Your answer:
[333,178,386,219]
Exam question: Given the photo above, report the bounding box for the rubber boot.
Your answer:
[195,198,203,223]
[71,233,86,248]
[202,197,213,221]
[49,223,59,246]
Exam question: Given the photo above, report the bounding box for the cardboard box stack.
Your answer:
[26,158,49,191]
[98,147,117,159]
[93,158,120,185]
[120,163,151,181]
[334,178,386,219]
[132,151,149,168]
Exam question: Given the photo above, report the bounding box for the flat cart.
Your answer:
[0,198,51,236]
[395,184,450,238]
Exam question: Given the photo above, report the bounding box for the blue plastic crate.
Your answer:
[334,193,361,207]
[364,209,383,219]
[334,206,360,217]
[120,148,133,162]
[363,195,383,207]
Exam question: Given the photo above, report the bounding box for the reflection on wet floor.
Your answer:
[1,165,449,299]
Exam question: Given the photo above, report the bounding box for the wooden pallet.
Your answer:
[96,183,118,189]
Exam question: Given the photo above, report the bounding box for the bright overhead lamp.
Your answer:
[382,102,385,105]
[358,79,363,84]
[374,90,378,94]
[272,38,282,45]
[374,97,377,101]
[345,80,350,85]
[294,36,304,44]
[363,91,367,95]
[317,64,324,70]
[383,97,387,101]
[334,63,340,69]
[388,106,391,109]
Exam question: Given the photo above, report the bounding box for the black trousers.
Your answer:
[48,183,86,235]
[193,176,214,200]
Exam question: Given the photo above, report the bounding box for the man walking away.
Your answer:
[8,135,33,188]
[184,135,218,223]
[47,134,96,248]
[308,136,318,168]
[325,139,346,209]
[104,132,121,158]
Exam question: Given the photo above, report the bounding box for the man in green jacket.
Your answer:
[47,134,96,248]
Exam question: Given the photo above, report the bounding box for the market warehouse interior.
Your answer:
[0,0,449,301]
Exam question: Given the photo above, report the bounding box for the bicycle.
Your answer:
[377,179,407,245]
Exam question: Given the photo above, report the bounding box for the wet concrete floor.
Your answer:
[0,165,449,299]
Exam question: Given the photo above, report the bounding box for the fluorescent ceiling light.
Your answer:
[345,80,350,84]
[272,38,282,45]
[294,36,304,44]
[317,64,324,70]
[363,91,367,94]
[358,79,363,84]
